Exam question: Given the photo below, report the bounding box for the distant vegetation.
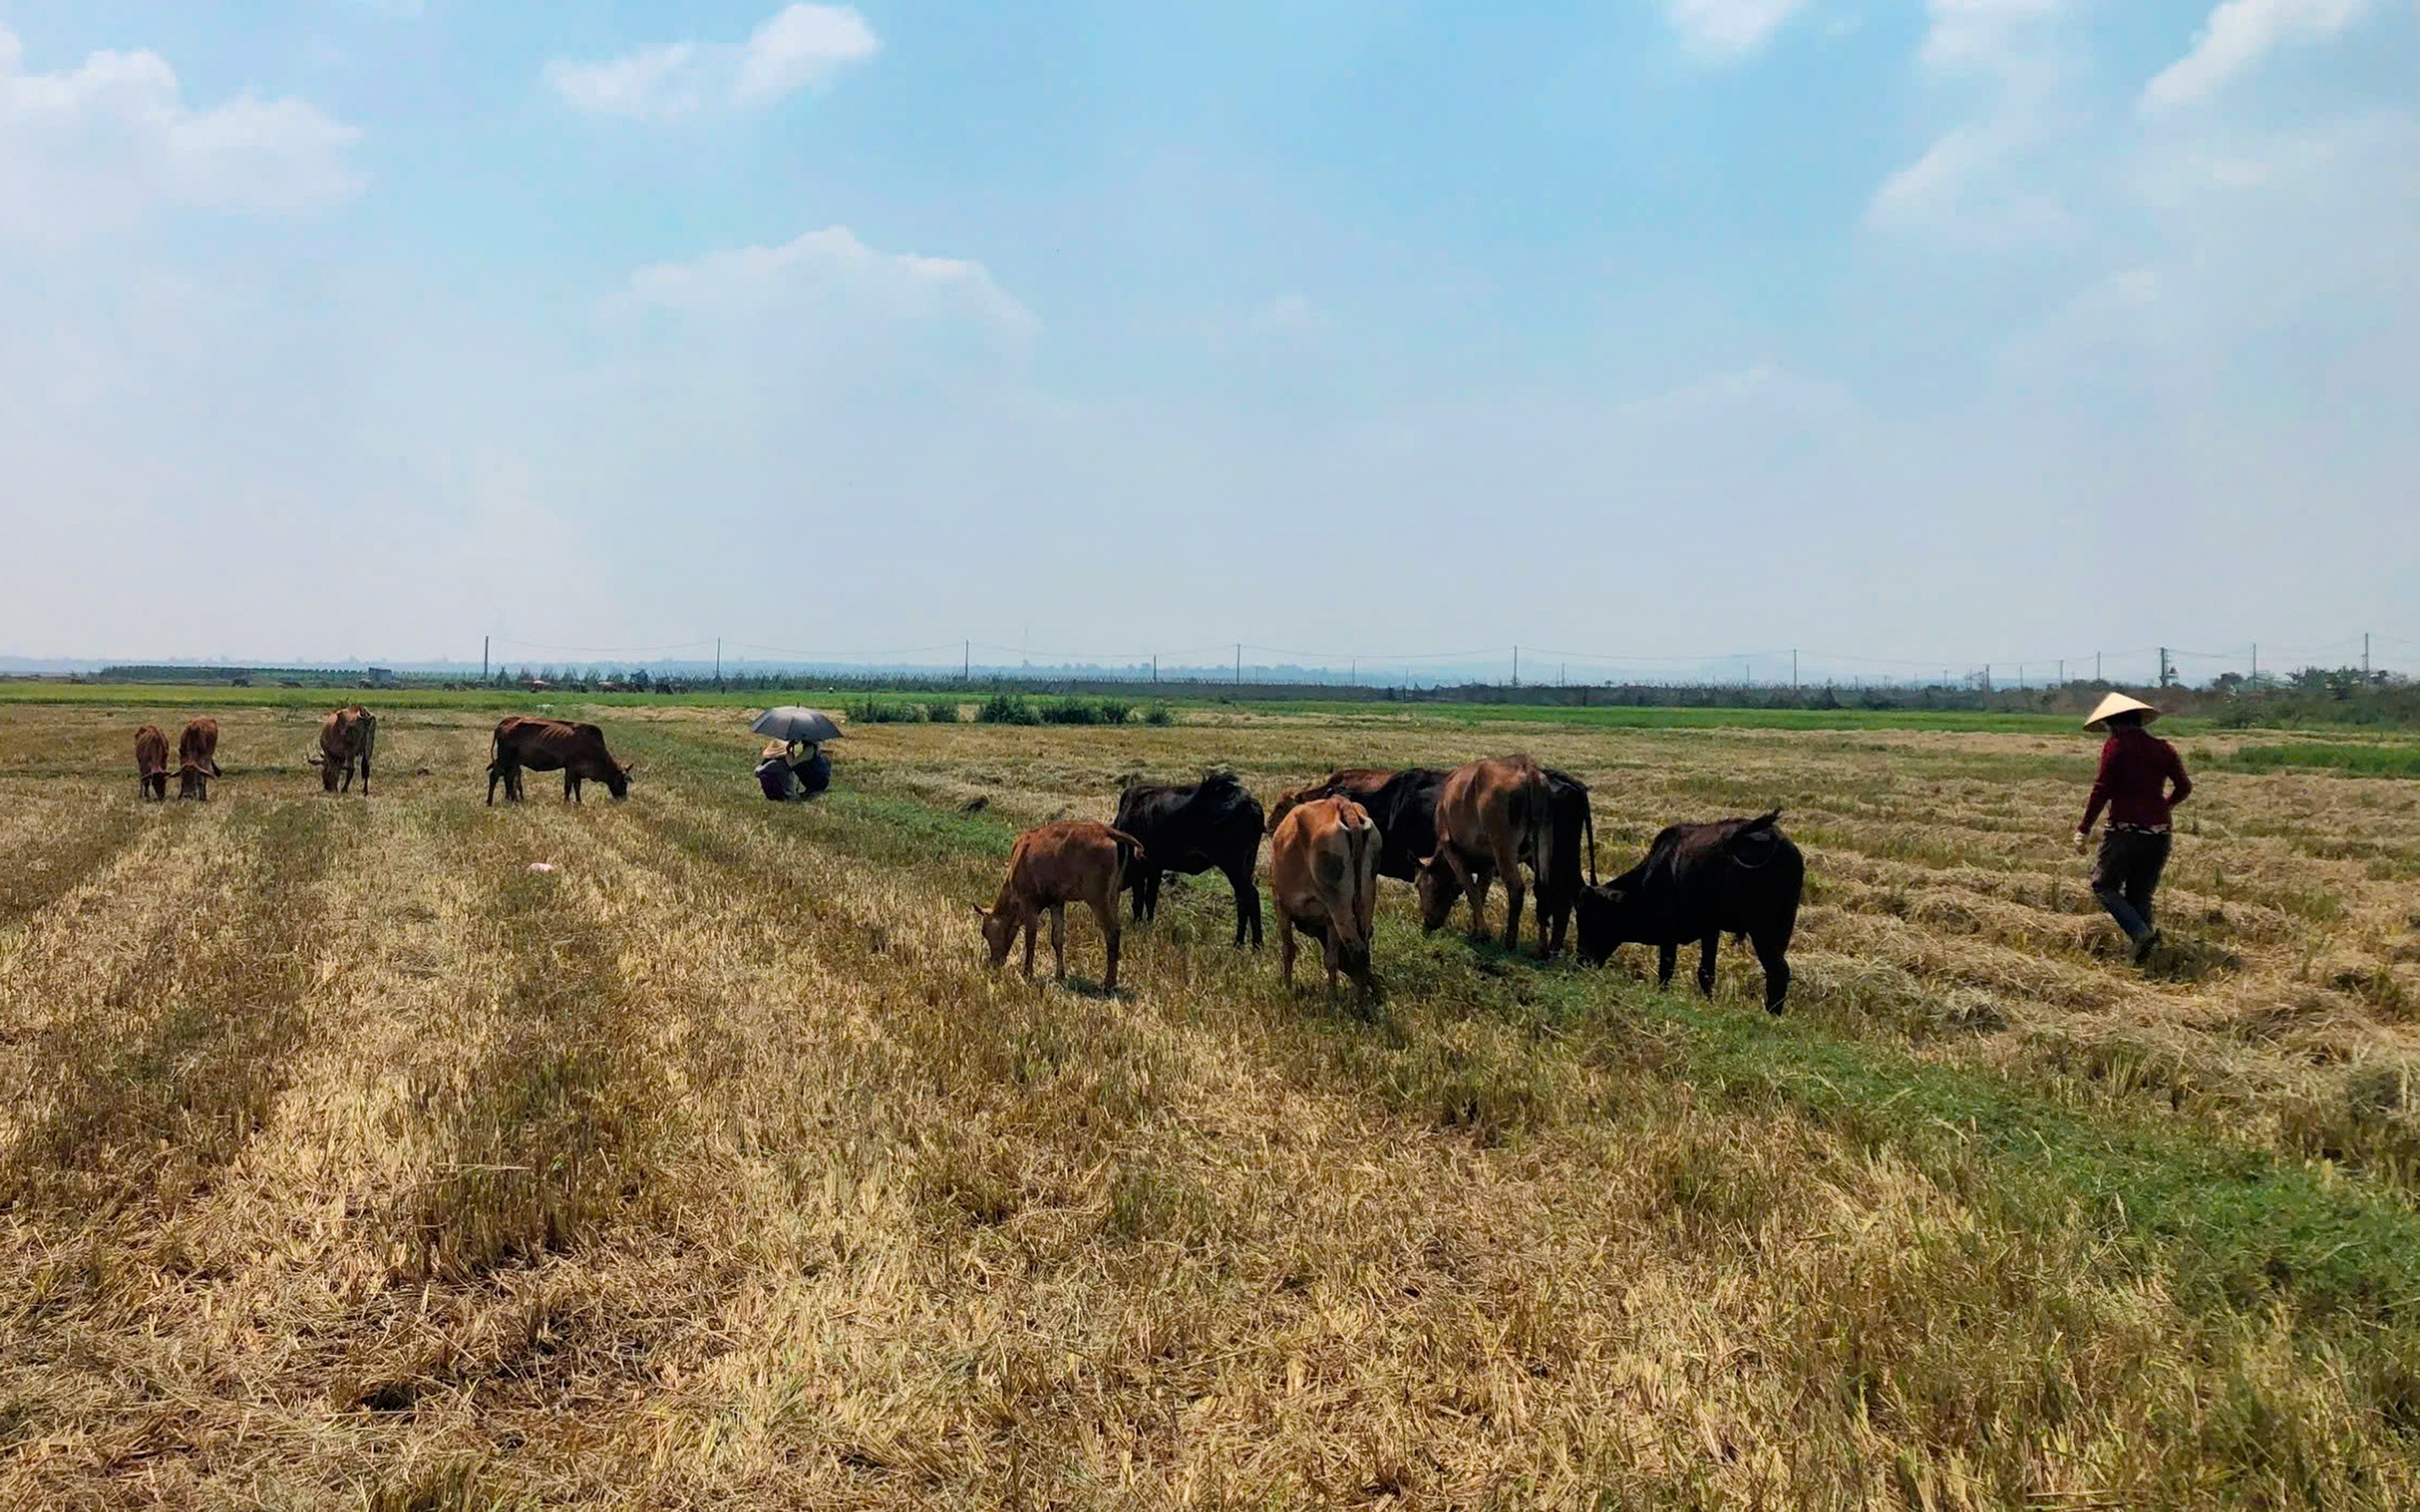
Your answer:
[43,662,2413,728]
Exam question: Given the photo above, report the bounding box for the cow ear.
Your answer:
[969,903,989,919]
[622,761,638,776]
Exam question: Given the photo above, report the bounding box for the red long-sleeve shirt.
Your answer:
[2081,727,2192,832]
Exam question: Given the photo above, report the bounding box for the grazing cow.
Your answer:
[487,715,634,804]
[1573,809,1803,1014]
[176,718,222,801]
[1269,795,1380,997]
[1413,754,1554,954]
[1268,768,1446,885]
[133,725,170,801]
[1114,771,1266,947]
[312,706,377,795]
[975,819,1146,990]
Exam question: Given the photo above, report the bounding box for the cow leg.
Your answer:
[1697,935,1720,998]
[1049,904,1068,982]
[360,749,371,796]
[1094,900,1121,992]
[1464,868,1494,944]
[564,772,580,804]
[1657,942,1678,990]
[1226,861,1261,948]
[1021,917,1037,979]
[1130,871,1149,923]
[1278,910,1297,989]
[1754,931,1791,1015]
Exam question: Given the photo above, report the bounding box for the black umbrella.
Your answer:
[751,707,845,744]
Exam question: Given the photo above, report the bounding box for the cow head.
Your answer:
[1571,883,1638,966]
[604,760,635,800]
[972,903,1016,967]
[1412,852,1460,933]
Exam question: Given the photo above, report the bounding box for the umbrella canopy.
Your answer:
[751,707,845,744]
[2083,692,2159,730]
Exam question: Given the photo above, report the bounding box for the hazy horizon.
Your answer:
[5,2,2414,664]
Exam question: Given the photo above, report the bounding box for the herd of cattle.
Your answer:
[131,713,1802,1010]
[985,754,1806,1012]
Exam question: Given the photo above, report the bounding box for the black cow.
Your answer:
[1113,771,1265,947]
[488,715,635,805]
[1574,808,1802,1013]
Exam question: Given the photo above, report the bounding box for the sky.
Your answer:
[1,0,2414,682]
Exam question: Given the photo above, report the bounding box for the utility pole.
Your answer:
[2365,632,2372,682]
[1512,645,1519,688]
[963,641,970,682]
[2058,658,2065,687]
[1236,644,1242,688]
[1349,657,1356,687]
[715,638,722,687]
[1791,648,1798,690]
[2158,646,2172,689]
[1152,654,1158,685]
[2251,644,2257,682]
[482,635,489,683]
[2095,651,2101,683]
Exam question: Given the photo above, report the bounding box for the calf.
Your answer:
[176,717,221,801]
[1574,808,1803,1013]
[1114,771,1265,947]
[976,819,1146,991]
[1268,767,1445,885]
[133,724,170,801]
[487,715,634,804]
[1269,795,1380,997]
[313,705,377,794]
[1413,754,1554,954]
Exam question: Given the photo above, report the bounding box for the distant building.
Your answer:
[367,667,395,686]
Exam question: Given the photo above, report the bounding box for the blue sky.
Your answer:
[2,0,2414,680]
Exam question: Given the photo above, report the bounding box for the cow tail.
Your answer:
[1586,799,1598,887]
[1530,767,1553,887]
[1107,826,1148,884]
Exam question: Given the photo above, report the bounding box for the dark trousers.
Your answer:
[2091,829,2170,944]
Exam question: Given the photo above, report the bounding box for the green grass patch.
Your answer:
[2217,743,2420,780]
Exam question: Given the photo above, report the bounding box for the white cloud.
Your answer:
[544,4,877,120]
[624,226,1037,334]
[0,26,362,245]
[2141,0,2374,112]
[1662,0,1808,59]
[1866,120,2080,245]
[1918,0,2065,73]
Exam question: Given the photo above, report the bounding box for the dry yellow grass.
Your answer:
[3,698,2418,1508]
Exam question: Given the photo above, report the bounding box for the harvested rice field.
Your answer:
[4,695,2419,1508]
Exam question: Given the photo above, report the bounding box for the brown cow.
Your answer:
[1270,794,1380,997]
[133,724,170,800]
[975,819,1145,990]
[311,706,377,794]
[176,717,222,801]
[1414,753,1554,954]
[487,715,634,804]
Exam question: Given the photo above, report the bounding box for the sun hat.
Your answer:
[2083,692,2159,730]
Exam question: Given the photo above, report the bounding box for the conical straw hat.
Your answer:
[2083,692,2158,730]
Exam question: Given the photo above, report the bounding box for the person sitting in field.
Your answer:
[754,739,833,801]
[791,740,832,799]
[756,741,800,801]
[2075,692,2192,964]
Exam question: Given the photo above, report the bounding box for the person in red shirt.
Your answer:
[2075,693,2193,963]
